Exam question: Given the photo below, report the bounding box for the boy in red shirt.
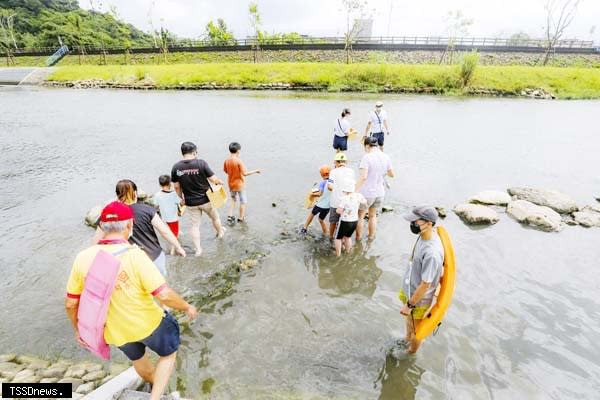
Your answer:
[223,142,261,223]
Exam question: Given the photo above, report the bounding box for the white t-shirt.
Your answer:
[334,117,351,137]
[328,166,355,208]
[359,148,393,199]
[368,109,388,133]
[338,192,367,222]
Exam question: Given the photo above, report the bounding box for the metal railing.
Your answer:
[10,36,599,56]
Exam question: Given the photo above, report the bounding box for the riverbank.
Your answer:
[45,63,600,99]
[8,49,600,68]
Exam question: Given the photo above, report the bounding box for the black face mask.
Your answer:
[410,221,421,234]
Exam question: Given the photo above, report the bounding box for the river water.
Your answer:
[1,87,599,399]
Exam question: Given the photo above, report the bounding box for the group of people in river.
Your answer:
[64,101,446,399]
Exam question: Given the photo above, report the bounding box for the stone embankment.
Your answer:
[453,187,600,232]
[0,354,128,398]
[44,79,559,99]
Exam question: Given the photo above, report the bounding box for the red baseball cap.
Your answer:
[100,201,134,222]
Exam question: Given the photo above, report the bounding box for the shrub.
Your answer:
[459,51,480,87]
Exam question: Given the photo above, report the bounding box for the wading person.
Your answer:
[223,141,261,224]
[399,206,443,354]
[171,142,226,256]
[364,101,391,149]
[334,180,367,256]
[332,108,352,152]
[93,179,186,276]
[355,136,394,240]
[328,152,355,241]
[66,201,197,400]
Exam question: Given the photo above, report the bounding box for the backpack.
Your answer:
[77,245,132,360]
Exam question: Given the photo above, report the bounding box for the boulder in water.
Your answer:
[468,190,511,206]
[573,206,600,228]
[434,207,447,218]
[85,205,102,228]
[453,204,499,225]
[507,187,578,214]
[507,200,562,232]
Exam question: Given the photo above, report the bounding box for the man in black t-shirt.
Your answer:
[171,142,225,256]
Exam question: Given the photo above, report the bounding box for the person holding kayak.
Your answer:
[399,206,444,354]
[332,108,352,152]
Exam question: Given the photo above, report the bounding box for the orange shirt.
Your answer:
[223,156,246,191]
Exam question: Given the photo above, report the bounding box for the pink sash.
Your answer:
[77,242,130,360]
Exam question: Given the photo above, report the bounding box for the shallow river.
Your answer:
[1,87,599,399]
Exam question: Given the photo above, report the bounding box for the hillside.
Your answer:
[0,0,153,50]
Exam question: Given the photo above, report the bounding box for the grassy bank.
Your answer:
[48,63,600,99]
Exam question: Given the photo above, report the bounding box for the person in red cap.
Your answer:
[65,201,197,400]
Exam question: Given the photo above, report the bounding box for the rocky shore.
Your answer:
[452,187,600,231]
[44,79,557,99]
[0,354,128,398]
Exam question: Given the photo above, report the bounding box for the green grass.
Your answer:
[47,63,600,99]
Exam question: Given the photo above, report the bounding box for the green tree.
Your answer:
[205,18,235,45]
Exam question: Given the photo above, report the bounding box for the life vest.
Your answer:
[77,241,132,360]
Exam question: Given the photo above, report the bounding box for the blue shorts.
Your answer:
[371,132,385,146]
[118,312,180,361]
[230,190,247,204]
[333,135,348,151]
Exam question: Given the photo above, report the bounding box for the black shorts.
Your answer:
[118,312,180,361]
[333,135,348,151]
[336,220,358,239]
[329,208,341,224]
[311,205,329,220]
[371,132,384,146]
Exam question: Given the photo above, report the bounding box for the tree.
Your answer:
[542,0,582,65]
[248,2,261,63]
[205,18,235,45]
[341,0,370,64]
[439,9,473,64]
[507,31,531,46]
[0,10,17,65]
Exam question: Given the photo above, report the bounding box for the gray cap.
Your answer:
[403,206,438,223]
[375,101,383,107]
[367,136,379,146]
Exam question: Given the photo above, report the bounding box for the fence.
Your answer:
[10,36,600,57]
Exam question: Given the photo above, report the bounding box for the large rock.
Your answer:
[65,365,87,379]
[0,362,26,380]
[453,204,499,225]
[76,381,96,394]
[82,370,106,382]
[573,206,600,227]
[12,369,36,382]
[85,205,102,228]
[508,187,578,214]
[40,377,59,383]
[58,377,84,391]
[0,354,16,363]
[507,200,562,232]
[468,190,511,206]
[40,366,68,379]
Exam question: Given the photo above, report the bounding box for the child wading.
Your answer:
[300,165,332,235]
[153,175,182,255]
[223,142,261,224]
[334,180,367,256]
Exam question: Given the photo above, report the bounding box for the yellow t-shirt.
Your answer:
[66,244,166,347]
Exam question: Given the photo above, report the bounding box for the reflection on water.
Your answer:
[1,87,600,399]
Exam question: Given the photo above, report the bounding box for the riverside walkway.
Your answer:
[0,67,54,85]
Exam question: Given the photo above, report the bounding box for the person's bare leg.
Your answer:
[228,197,236,219]
[405,316,422,354]
[343,237,353,253]
[239,203,246,221]
[334,238,342,256]
[303,212,315,230]
[368,206,378,239]
[318,219,328,235]
[149,352,177,400]
[209,209,224,237]
[330,222,337,240]
[356,209,366,240]
[191,216,202,256]
[132,353,154,384]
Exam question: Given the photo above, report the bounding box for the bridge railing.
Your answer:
[10,36,598,56]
